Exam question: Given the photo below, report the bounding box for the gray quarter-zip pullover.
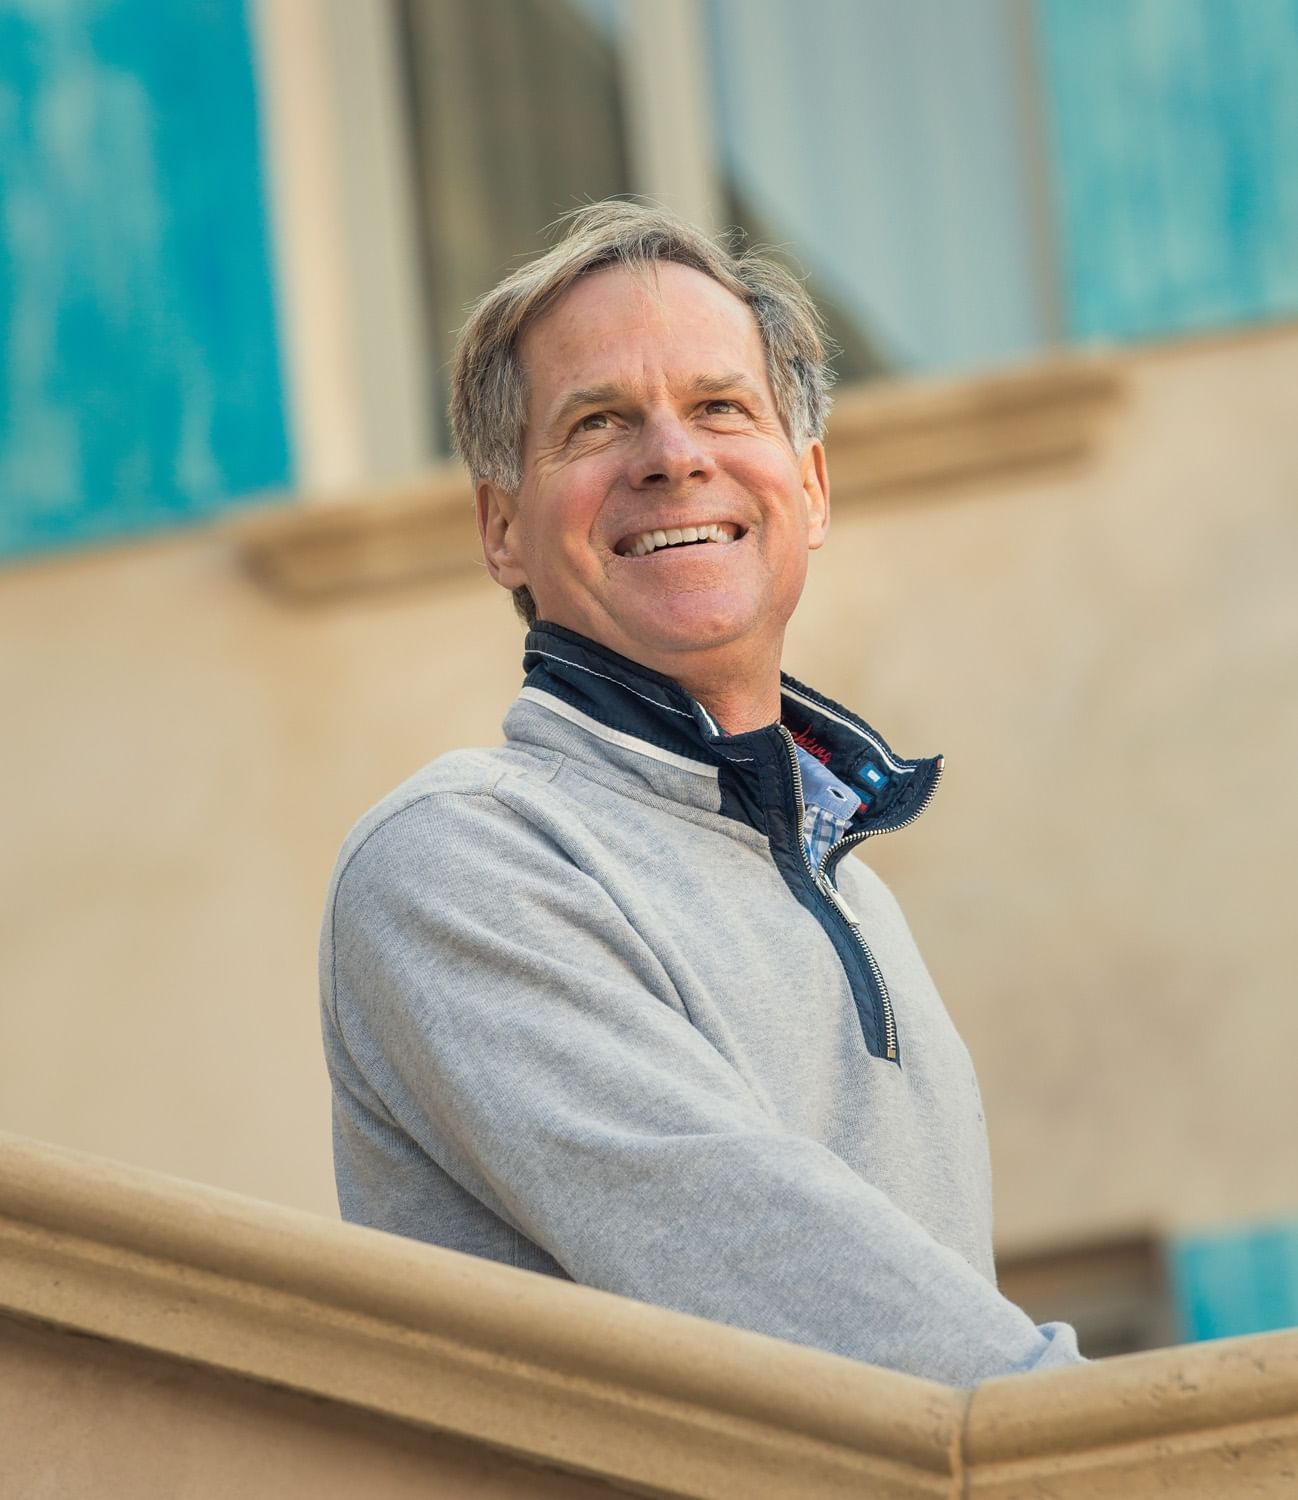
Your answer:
[320,624,1083,1384]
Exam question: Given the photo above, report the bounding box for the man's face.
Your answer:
[477,261,829,684]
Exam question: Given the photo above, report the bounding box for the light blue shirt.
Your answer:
[795,744,862,868]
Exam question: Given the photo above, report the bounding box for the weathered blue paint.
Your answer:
[0,0,290,561]
[1170,1219,1298,1341]
[1038,0,1298,341]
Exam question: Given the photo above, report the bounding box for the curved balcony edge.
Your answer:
[2,1130,1296,1498]
[0,1131,958,1499]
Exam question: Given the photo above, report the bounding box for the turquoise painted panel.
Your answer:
[1170,1220,1298,1341]
[1039,0,1298,341]
[0,0,290,561]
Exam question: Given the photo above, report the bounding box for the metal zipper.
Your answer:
[823,757,945,863]
[778,725,902,1063]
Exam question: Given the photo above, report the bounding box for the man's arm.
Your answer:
[325,790,1082,1387]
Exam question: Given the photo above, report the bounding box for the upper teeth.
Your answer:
[624,523,739,557]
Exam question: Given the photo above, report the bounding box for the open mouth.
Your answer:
[616,522,743,558]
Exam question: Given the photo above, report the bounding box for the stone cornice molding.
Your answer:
[3,1131,1296,1497]
[0,1133,957,1499]
[965,1336,1298,1496]
[226,352,1123,602]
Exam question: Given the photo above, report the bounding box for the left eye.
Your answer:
[704,400,742,415]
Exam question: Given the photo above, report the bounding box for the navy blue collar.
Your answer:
[521,622,942,838]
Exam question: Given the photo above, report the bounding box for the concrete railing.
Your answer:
[1,1132,1295,1498]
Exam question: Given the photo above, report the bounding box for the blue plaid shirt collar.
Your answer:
[794,744,864,869]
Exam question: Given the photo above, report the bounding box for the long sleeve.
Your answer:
[324,787,1082,1386]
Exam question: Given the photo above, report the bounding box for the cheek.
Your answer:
[516,487,603,587]
[779,545,811,595]
[729,444,802,499]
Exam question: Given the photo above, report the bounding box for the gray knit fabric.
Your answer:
[320,687,1083,1385]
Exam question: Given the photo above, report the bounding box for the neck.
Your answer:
[657,644,784,736]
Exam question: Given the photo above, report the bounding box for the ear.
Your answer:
[476,480,530,591]
[799,440,830,551]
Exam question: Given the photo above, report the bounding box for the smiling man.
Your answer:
[320,201,1083,1385]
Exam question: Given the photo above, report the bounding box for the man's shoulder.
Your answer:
[328,741,561,893]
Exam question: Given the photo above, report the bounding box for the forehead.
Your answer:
[519,261,769,410]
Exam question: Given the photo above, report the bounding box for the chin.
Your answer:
[615,601,766,663]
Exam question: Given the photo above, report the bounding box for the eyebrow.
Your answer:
[692,371,766,401]
[547,384,625,434]
[545,371,768,435]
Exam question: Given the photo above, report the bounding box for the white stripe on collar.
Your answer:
[518,686,719,779]
[524,647,694,716]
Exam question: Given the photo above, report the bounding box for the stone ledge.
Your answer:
[967,1335,1298,1498]
[3,1131,1298,1497]
[225,352,1123,602]
[0,1132,957,1500]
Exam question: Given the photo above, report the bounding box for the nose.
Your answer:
[629,410,715,491]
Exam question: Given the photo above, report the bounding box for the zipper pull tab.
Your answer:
[818,875,860,927]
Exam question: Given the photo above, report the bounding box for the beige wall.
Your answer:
[1,327,1295,1252]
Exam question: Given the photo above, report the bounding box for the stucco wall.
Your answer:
[0,326,1294,1252]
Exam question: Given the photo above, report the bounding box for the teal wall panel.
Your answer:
[1171,1219,1298,1342]
[0,0,290,561]
[1039,0,1298,341]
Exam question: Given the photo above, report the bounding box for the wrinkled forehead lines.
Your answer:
[519,261,767,414]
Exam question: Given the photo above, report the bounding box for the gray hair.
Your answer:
[449,199,834,625]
